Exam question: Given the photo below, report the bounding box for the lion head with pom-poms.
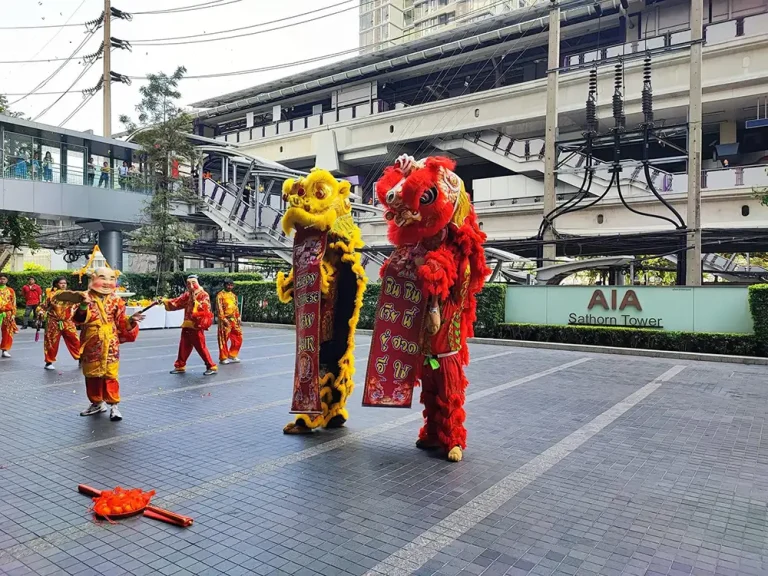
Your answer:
[375,155,474,246]
[281,168,353,235]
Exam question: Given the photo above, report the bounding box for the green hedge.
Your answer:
[235,280,506,337]
[493,323,758,356]
[748,284,768,353]
[235,281,294,324]
[2,271,263,306]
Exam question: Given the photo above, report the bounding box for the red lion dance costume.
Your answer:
[363,155,488,462]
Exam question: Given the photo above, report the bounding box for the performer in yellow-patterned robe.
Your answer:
[68,267,145,421]
[0,273,17,358]
[277,168,367,434]
[37,276,81,370]
[216,279,243,364]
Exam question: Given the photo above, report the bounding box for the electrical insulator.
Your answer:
[612,63,625,130]
[642,55,654,126]
[586,68,598,134]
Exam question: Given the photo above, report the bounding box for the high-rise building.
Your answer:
[359,0,521,53]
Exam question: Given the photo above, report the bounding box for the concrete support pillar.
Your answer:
[99,230,123,271]
[685,0,704,286]
[542,0,561,267]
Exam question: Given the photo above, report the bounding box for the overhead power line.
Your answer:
[0,0,241,30]
[34,56,101,121]
[129,4,358,46]
[0,0,363,62]
[9,30,97,106]
[130,0,244,15]
[127,0,356,43]
[0,21,86,30]
[3,0,535,95]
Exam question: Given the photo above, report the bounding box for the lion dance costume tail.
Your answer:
[363,155,488,462]
[277,169,367,434]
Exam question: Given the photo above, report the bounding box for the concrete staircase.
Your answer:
[437,129,673,199]
[0,247,12,271]
[199,177,386,278]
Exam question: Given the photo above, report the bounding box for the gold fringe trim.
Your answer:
[276,269,294,304]
[291,222,368,429]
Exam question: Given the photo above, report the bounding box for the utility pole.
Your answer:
[685,0,703,285]
[542,0,561,267]
[103,0,112,137]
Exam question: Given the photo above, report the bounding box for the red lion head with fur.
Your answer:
[375,155,471,246]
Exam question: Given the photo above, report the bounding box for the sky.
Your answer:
[0,0,360,135]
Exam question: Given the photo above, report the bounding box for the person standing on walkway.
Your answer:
[118,161,128,190]
[87,157,96,186]
[0,274,17,358]
[163,275,218,376]
[70,267,145,421]
[37,276,80,370]
[216,279,242,365]
[21,277,42,329]
[98,162,110,188]
[43,152,53,182]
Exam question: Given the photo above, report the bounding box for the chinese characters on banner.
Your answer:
[290,228,327,415]
[363,245,428,408]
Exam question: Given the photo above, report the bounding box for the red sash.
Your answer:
[290,227,328,415]
[363,244,428,408]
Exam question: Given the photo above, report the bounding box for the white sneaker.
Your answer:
[44,363,56,370]
[109,405,122,422]
[1,351,10,358]
[204,368,218,376]
[221,359,232,365]
[80,402,107,417]
[230,357,241,364]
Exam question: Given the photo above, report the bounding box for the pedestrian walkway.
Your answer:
[0,327,766,576]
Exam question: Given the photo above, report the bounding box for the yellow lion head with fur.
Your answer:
[281,168,352,235]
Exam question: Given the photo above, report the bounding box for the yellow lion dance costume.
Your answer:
[277,168,367,434]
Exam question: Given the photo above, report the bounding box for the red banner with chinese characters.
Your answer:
[290,227,328,415]
[363,245,428,408]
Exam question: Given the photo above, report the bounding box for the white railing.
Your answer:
[564,13,768,69]
[669,165,768,193]
[216,14,765,145]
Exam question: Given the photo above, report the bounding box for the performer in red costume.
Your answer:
[216,279,243,365]
[38,276,81,370]
[0,273,17,358]
[163,275,217,376]
[364,155,488,462]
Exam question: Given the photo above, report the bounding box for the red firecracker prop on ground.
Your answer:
[78,484,193,527]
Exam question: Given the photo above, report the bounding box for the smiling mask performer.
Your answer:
[61,267,145,421]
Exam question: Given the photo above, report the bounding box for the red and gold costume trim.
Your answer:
[277,168,367,431]
[74,293,139,404]
[367,155,489,461]
[38,287,81,363]
[164,289,216,370]
[216,290,243,361]
[0,286,17,352]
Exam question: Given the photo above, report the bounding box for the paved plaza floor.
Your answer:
[1,326,768,576]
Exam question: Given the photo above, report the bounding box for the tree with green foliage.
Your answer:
[0,94,24,118]
[1,96,40,259]
[120,66,200,295]
[0,213,40,250]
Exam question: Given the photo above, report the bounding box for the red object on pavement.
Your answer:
[78,484,193,527]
